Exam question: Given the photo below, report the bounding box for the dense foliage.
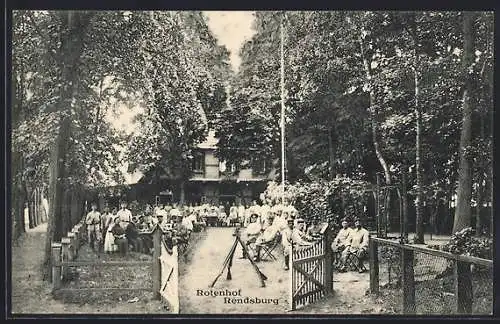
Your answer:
[263,177,372,231]
[215,11,493,236]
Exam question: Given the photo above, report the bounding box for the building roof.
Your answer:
[197,129,219,149]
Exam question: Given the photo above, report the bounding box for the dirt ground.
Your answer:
[15,224,470,316]
[178,227,290,314]
[11,223,167,315]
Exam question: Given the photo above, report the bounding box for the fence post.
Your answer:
[51,242,62,291]
[68,232,76,260]
[288,243,295,311]
[61,237,70,280]
[323,226,333,295]
[71,229,79,258]
[455,260,472,314]
[369,239,379,294]
[401,247,416,314]
[152,225,162,300]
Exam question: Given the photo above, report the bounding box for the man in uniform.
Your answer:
[85,202,102,251]
[240,213,262,259]
[339,217,370,273]
[281,218,317,270]
[253,213,280,262]
[116,201,133,229]
[306,216,324,237]
[332,218,353,269]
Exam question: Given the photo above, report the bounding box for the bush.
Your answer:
[439,227,493,260]
[263,177,372,232]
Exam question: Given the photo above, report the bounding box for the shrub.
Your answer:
[439,227,493,260]
[263,177,372,232]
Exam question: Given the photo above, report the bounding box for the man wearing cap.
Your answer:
[253,213,280,262]
[156,214,169,232]
[280,218,295,270]
[85,203,102,251]
[306,216,324,237]
[339,217,370,273]
[293,218,316,243]
[332,218,352,269]
[332,218,352,252]
[240,213,262,259]
[116,201,133,226]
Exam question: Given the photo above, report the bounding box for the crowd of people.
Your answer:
[84,200,198,256]
[84,197,369,272]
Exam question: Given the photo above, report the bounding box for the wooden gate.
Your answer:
[289,227,333,310]
[159,239,180,313]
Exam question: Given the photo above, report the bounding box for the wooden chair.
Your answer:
[259,233,281,261]
[345,249,368,272]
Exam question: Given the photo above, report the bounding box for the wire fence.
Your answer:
[371,238,493,315]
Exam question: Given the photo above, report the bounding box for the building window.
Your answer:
[220,160,239,176]
[252,158,267,174]
[192,152,205,173]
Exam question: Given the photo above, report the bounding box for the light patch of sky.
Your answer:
[203,11,256,72]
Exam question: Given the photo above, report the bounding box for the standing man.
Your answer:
[339,217,369,273]
[117,200,133,225]
[85,202,102,251]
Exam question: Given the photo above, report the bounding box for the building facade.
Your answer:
[184,130,274,207]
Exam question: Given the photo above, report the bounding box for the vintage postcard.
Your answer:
[8,8,494,317]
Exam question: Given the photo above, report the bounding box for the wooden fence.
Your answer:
[289,225,333,310]
[369,237,493,314]
[51,223,180,312]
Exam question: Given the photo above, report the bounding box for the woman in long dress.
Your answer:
[104,215,118,253]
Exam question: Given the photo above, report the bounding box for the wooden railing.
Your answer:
[50,224,175,301]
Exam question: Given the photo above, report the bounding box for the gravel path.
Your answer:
[178,227,290,314]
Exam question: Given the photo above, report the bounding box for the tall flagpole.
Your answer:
[280,15,286,204]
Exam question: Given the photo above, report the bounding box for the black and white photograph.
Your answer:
[7,8,495,316]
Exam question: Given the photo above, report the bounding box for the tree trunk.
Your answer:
[42,11,93,280]
[28,188,36,228]
[11,26,26,241]
[359,35,392,237]
[328,125,335,180]
[402,166,409,240]
[414,64,424,244]
[12,151,26,241]
[180,181,186,205]
[475,114,485,236]
[452,12,475,234]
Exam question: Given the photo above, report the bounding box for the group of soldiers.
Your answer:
[84,201,196,256]
[331,217,370,273]
[238,198,325,270]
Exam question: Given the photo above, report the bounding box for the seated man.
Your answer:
[281,218,317,270]
[306,216,324,237]
[125,221,144,253]
[239,213,262,259]
[253,213,280,262]
[339,217,369,273]
[110,216,128,256]
[332,218,352,253]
